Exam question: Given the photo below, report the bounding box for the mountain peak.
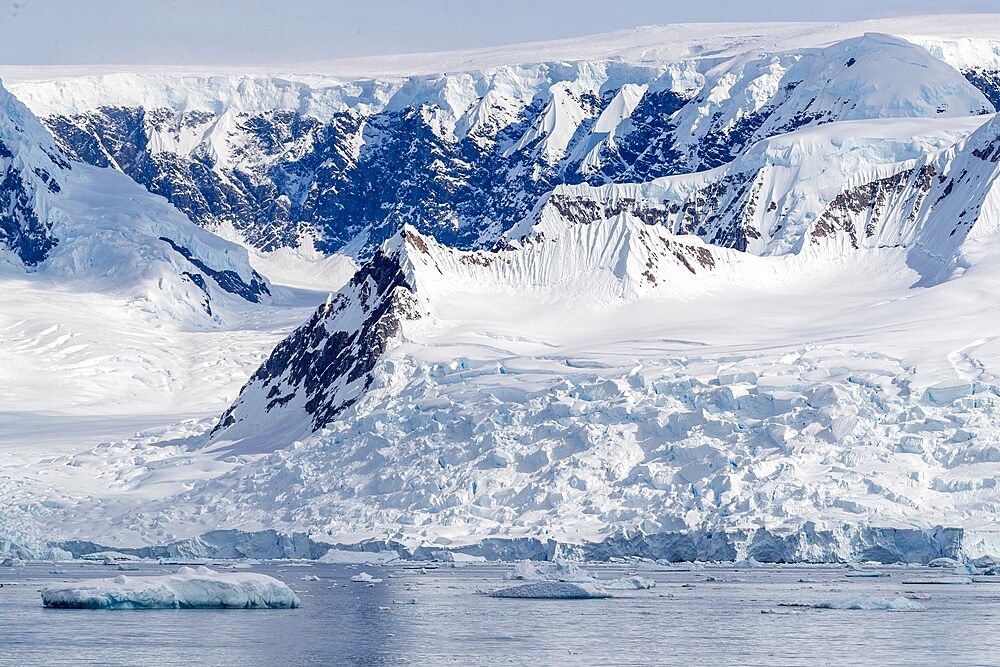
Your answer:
[0,79,72,266]
[210,230,428,449]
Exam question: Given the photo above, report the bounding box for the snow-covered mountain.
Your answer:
[3,16,1000,562]
[0,79,271,326]
[192,105,1000,556]
[6,31,997,260]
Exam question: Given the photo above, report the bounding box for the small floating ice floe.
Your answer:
[350,572,383,583]
[901,577,973,585]
[301,575,320,581]
[40,566,300,609]
[928,557,960,568]
[813,595,926,611]
[80,551,140,564]
[602,576,656,590]
[489,581,611,599]
[319,548,400,565]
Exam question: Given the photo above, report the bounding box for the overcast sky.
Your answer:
[0,0,996,65]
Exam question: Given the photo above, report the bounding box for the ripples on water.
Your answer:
[2,561,998,666]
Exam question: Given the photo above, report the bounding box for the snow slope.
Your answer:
[0,81,330,551]
[0,79,271,323]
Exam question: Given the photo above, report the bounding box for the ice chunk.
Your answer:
[432,552,487,563]
[602,576,656,590]
[970,555,1000,569]
[40,566,299,609]
[928,557,960,568]
[901,577,972,585]
[897,435,925,454]
[505,560,590,582]
[814,595,926,611]
[349,572,383,583]
[923,384,973,405]
[502,560,652,591]
[79,551,140,563]
[489,581,611,599]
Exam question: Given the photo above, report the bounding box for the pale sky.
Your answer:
[0,0,996,65]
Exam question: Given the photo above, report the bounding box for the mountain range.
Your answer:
[2,16,1000,562]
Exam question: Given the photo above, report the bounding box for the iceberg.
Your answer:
[504,560,654,590]
[813,595,926,611]
[40,566,299,609]
[505,560,591,582]
[602,575,656,590]
[489,581,611,599]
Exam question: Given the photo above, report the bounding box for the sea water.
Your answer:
[2,561,999,666]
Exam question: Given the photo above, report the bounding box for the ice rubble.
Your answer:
[349,572,383,583]
[40,566,300,609]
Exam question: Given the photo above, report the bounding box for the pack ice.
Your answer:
[40,566,300,609]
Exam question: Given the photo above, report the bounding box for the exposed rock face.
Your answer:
[811,166,938,248]
[159,236,270,303]
[213,231,426,436]
[0,84,71,265]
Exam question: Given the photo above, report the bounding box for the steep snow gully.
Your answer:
[3,17,1000,562]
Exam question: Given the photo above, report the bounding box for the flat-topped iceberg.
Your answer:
[40,566,299,609]
[490,581,611,599]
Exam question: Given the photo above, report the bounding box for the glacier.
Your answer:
[1,16,1000,564]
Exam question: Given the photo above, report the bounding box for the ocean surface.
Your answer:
[2,560,998,666]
